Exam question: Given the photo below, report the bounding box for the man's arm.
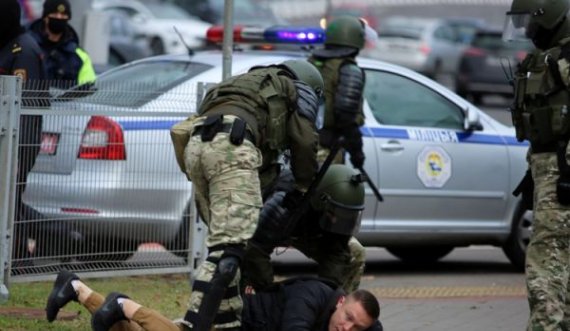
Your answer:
[334,62,365,168]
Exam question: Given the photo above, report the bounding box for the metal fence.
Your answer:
[0,75,208,301]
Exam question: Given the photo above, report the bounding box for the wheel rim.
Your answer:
[517,210,533,251]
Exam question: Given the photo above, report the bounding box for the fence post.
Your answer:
[0,75,22,303]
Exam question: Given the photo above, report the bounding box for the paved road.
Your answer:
[273,246,528,331]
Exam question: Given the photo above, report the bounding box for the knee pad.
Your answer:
[212,244,244,287]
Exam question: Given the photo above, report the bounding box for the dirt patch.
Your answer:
[0,307,79,321]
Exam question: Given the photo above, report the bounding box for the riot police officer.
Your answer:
[0,0,47,263]
[242,164,366,293]
[308,15,369,292]
[504,0,570,329]
[172,59,323,331]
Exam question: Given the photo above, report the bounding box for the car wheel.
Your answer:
[502,205,532,271]
[386,245,454,263]
[150,37,165,55]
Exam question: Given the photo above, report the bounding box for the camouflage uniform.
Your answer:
[180,64,319,331]
[507,14,570,331]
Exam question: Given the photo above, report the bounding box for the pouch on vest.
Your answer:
[170,114,199,177]
[230,118,246,145]
[525,106,570,144]
[200,114,224,142]
[260,74,288,150]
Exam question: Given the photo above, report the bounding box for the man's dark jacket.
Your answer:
[242,278,383,331]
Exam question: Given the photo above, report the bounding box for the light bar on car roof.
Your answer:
[206,26,325,44]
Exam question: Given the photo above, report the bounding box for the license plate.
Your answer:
[40,132,59,155]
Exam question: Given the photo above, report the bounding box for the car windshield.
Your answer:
[378,20,427,39]
[60,61,212,107]
[145,3,192,20]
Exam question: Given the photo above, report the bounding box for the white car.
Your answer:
[25,26,530,268]
[93,0,211,55]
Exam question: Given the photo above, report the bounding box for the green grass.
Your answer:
[0,274,192,331]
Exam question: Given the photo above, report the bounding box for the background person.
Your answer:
[28,0,96,88]
[0,0,48,265]
[504,0,570,329]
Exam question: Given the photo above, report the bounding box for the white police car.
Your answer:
[25,25,530,268]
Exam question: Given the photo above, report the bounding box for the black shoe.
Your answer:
[91,292,129,331]
[45,269,79,322]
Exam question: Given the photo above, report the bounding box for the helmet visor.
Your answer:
[319,201,363,236]
[503,12,532,42]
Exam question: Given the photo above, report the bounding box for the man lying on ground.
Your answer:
[45,269,383,331]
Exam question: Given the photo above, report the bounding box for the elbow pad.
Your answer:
[293,80,319,123]
[334,64,364,118]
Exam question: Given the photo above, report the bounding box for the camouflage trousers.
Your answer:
[527,150,570,331]
[293,236,365,292]
[184,131,263,329]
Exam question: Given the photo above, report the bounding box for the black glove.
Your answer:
[252,192,290,246]
[282,189,304,211]
[350,150,365,169]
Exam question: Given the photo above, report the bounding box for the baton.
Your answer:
[357,166,384,202]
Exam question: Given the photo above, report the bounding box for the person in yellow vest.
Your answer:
[28,0,96,88]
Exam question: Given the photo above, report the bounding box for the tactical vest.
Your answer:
[309,56,365,130]
[198,67,295,184]
[513,37,570,148]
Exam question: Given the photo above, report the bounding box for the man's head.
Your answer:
[42,0,72,35]
[328,289,380,331]
[0,0,22,47]
[503,0,570,49]
[280,59,324,98]
[325,16,367,50]
[310,165,365,237]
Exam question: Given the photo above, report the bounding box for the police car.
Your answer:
[25,25,530,268]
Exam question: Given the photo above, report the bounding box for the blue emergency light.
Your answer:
[206,26,325,45]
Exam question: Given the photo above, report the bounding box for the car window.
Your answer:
[145,3,193,20]
[364,70,464,130]
[434,25,456,42]
[104,6,139,18]
[378,19,425,39]
[472,33,532,51]
[76,61,213,108]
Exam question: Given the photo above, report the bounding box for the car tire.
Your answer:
[150,37,165,55]
[502,205,532,271]
[386,245,454,263]
[74,237,136,262]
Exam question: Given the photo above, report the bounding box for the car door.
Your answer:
[361,68,510,233]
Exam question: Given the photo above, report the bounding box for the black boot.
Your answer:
[91,292,129,331]
[45,269,79,322]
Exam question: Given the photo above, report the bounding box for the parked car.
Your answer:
[443,17,487,45]
[456,28,533,104]
[170,0,288,26]
[320,3,379,30]
[362,16,467,81]
[93,0,212,55]
[24,27,530,268]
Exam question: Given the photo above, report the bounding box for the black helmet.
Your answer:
[503,0,570,42]
[310,165,365,236]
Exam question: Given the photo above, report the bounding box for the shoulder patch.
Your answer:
[11,43,22,54]
[13,69,27,81]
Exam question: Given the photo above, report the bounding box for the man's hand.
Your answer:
[350,150,365,169]
[282,189,304,211]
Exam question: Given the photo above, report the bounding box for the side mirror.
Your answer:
[463,106,483,131]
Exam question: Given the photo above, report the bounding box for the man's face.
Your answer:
[328,296,375,331]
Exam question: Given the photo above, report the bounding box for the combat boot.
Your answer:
[91,292,129,331]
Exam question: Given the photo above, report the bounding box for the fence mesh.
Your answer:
[8,80,204,279]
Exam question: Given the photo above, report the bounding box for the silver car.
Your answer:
[25,50,530,267]
[363,16,467,80]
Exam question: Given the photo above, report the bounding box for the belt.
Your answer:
[192,122,255,144]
